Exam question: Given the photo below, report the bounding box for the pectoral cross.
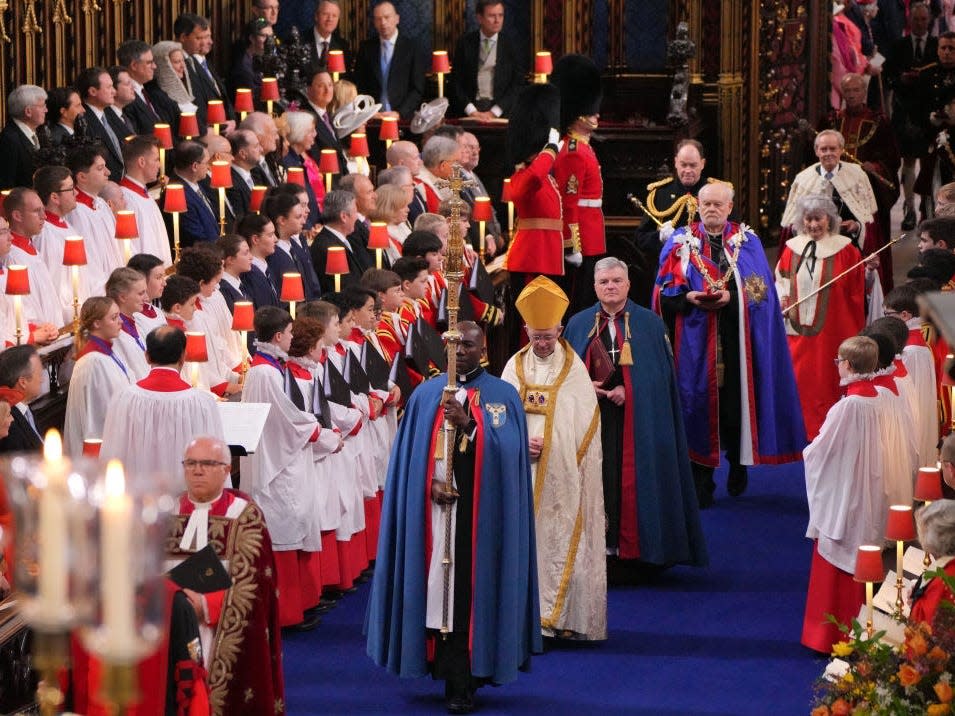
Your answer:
[608,344,620,363]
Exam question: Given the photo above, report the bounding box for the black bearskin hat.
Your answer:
[505,82,560,170]
[550,54,602,133]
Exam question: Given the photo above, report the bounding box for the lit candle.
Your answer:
[38,431,69,620]
[71,265,79,302]
[101,460,135,655]
[13,295,22,345]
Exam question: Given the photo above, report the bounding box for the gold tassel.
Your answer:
[434,428,446,459]
[619,312,634,365]
[587,312,600,339]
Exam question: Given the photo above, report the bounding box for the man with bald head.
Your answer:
[353,1,424,119]
[655,182,806,508]
[367,320,541,713]
[166,435,284,714]
[239,111,281,186]
[385,140,427,222]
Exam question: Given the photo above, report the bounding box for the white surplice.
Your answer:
[64,350,133,456]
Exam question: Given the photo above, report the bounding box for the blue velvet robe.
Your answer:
[365,371,542,682]
[565,301,708,567]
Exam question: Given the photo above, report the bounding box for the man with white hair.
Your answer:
[0,84,47,190]
[781,129,881,263]
[416,135,461,213]
[239,111,282,187]
[166,434,284,714]
[379,160,426,224]
[655,181,806,508]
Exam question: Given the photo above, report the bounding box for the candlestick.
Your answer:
[13,295,22,345]
[101,461,136,658]
[235,88,254,121]
[38,432,69,622]
[886,504,916,618]
[432,51,450,99]
[327,50,346,82]
[534,51,553,84]
[218,187,226,236]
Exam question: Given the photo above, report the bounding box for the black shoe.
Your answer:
[727,464,748,497]
[446,695,474,714]
[284,612,322,632]
[902,207,917,231]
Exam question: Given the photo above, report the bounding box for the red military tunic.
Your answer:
[554,133,605,257]
[505,148,564,276]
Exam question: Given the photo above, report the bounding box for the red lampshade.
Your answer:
[63,235,87,266]
[234,88,254,113]
[327,50,346,73]
[280,272,305,302]
[210,160,233,189]
[472,196,493,222]
[286,166,305,186]
[82,438,102,458]
[325,246,348,275]
[178,112,200,138]
[260,77,280,101]
[368,222,390,250]
[249,185,268,213]
[319,149,340,175]
[534,51,553,75]
[5,265,30,295]
[886,505,917,542]
[153,123,174,150]
[350,133,370,157]
[231,300,255,331]
[432,51,451,73]
[163,183,187,213]
[916,467,944,502]
[501,177,513,202]
[853,545,884,583]
[114,210,138,239]
[207,100,227,125]
[379,116,399,141]
[184,331,209,363]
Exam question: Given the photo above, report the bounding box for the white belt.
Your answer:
[578,198,602,208]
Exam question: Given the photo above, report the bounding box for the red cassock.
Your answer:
[776,235,865,441]
[554,134,605,257]
[505,148,564,276]
[910,560,955,627]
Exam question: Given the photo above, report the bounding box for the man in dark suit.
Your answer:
[0,346,45,453]
[76,67,127,181]
[175,13,236,127]
[353,2,425,120]
[227,129,262,222]
[339,173,378,273]
[239,112,283,187]
[117,39,180,134]
[307,0,351,71]
[263,191,320,302]
[0,85,47,191]
[885,2,938,229]
[449,0,525,120]
[166,141,220,247]
[310,190,365,293]
[300,65,349,177]
[236,213,282,309]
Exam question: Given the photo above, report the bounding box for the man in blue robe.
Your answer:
[366,321,541,714]
[653,182,806,508]
[565,258,707,570]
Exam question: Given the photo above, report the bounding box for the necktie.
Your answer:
[139,90,158,119]
[824,170,834,182]
[320,40,329,64]
[915,37,924,62]
[199,56,214,83]
[30,133,39,150]
[481,38,491,63]
[380,41,393,111]
[24,406,39,437]
[101,115,123,157]
[321,110,334,134]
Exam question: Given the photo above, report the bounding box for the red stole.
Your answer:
[76,190,96,210]
[44,211,68,229]
[120,177,149,198]
[11,232,37,256]
[138,367,191,392]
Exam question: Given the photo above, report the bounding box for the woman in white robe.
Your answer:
[106,267,151,381]
[64,297,133,456]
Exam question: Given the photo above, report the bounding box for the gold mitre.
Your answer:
[515,276,568,330]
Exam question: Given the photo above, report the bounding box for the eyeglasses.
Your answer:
[528,334,559,343]
[55,184,77,193]
[884,309,900,317]
[833,357,847,365]
[182,459,229,470]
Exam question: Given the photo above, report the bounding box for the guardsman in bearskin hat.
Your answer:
[552,54,606,314]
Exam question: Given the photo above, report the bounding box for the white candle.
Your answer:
[13,295,22,344]
[479,220,486,257]
[101,460,136,656]
[507,202,514,235]
[71,265,79,302]
[37,431,68,621]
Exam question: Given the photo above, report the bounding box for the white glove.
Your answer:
[659,220,675,243]
[548,128,560,146]
[565,252,583,267]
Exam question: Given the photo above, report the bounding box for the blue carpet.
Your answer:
[283,461,826,715]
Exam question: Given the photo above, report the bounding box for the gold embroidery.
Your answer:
[576,407,600,466]
[275,697,285,713]
[513,340,574,511]
[566,175,578,195]
[244,688,254,702]
[743,273,768,305]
